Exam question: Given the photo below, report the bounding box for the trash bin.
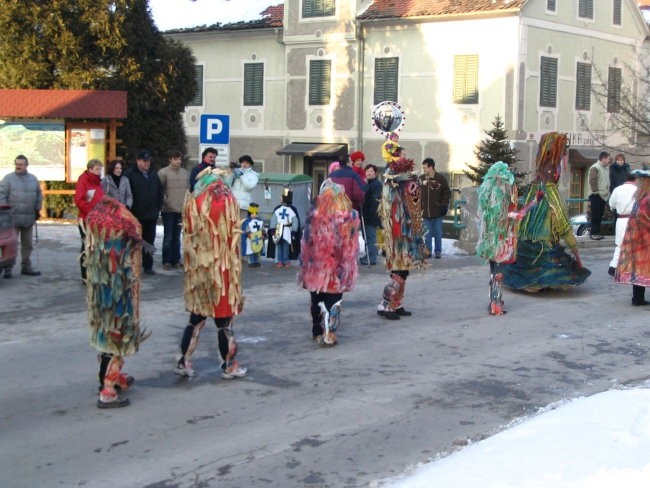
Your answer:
[250,173,313,225]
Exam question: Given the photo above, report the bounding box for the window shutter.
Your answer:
[244,63,264,106]
[303,0,335,18]
[575,62,591,111]
[547,0,556,12]
[374,57,399,104]
[608,67,622,113]
[453,55,478,104]
[309,60,331,105]
[613,0,622,25]
[579,0,593,20]
[189,65,203,106]
[540,56,557,108]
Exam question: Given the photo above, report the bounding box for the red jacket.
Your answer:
[75,171,104,221]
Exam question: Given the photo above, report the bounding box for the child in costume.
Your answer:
[377,157,425,320]
[504,132,590,291]
[174,167,247,380]
[477,162,543,315]
[298,181,360,346]
[381,132,403,164]
[615,168,650,306]
[241,202,264,267]
[85,196,150,408]
[268,190,300,267]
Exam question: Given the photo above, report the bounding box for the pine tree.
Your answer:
[464,114,525,186]
[0,0,196,167]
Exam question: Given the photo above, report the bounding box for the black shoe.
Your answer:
[143,268,156,275]
[379,310,400,320]
[97,397,130,409]
[434,252,441,259]
[608,267,616,277]
[589,234,604,240]
[631,300,649,307]
[21,269,41,276]
[3,269,11,279]
[395,307,412,316]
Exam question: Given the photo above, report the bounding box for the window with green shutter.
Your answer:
[244,63,264,106]
[607,67,622,113]
[575,62,591,111]
[188,65,203,106]
[613,0,622,25]
[453,55,479,104]
[540,56,558,108]
[309,60,331,105]
[374,57,399,104]
[303,0,335,18]
[578,0,593,20]
[547,0,556,12]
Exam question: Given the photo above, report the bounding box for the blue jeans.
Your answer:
[423,217,443,255]
[248,252,260,265]
[276,241,290,264]
[361,224,378,264]
[162,211,182,265]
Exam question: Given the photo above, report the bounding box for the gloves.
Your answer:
[439,205,448,217]
[233,168,243,178]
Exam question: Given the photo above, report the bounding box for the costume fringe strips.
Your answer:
[84,197,149,356]
[298,182,360,293]
[183,168,243,317]
[379,157,425,270]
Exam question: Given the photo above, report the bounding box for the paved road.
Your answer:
[0,224,648,488]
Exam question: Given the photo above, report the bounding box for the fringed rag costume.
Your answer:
[616,170,650,306]
[504,132,590,291]
[477,162,541,315]
[377,157,425,320]
[175,168,248,379]
[85,196,149,408]
[298,181,360,346]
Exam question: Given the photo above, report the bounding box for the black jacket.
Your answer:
[609,162,630,193]
[126,168,163,221]
[419,172,451,219]
[362,177,382,227]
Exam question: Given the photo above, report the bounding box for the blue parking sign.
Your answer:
[200,114,230,144]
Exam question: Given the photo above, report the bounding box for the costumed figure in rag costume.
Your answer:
[298,180,360,346]
[477,162,544,315]
[381,131,403,165]
[85,196,150,408]
[174,167,248,380]
[241,202,264,267]
[504,132,591,291]
[268,189,301,267]
[377,157,426,320]
[615,168,650,306]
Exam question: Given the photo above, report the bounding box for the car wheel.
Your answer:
[577,224,590,236]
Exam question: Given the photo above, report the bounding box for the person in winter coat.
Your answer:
[608,172,637,277]
[125,150,163,275]
[189,147,217,192]
[360,164,382,266]
[101,159,133,208]
[329,157,367,212]
[419,158,451,259]
[609,153,631,194]
[228,154,259,219]
[588,151,611,240]
[158,150,189,270]
[74,159,105,281]
[0,154,43,277]
[349,151,366,181]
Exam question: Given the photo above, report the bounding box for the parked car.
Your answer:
[569,213,615,237]
[0,205,18,276]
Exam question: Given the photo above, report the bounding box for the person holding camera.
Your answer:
[228,155,259,219]
[419,157,451,259]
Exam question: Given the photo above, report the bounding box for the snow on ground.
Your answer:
[380,384,650,488]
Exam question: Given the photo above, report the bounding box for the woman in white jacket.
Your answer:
[228,155,259,218]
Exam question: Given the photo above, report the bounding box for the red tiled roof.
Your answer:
[0,89,127,119]
[358,0,526,20]
[166,3,283,33]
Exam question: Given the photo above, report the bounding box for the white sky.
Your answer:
[149,0,278,31]
[381,385,650,488]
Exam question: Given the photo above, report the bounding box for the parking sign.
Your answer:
[200,114,230,145]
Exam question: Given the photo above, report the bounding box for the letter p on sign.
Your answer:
[200,114,230,145]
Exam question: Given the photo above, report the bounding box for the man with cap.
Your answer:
[241,202,264,267]
[125,149,163,275]
[228,155,259,219]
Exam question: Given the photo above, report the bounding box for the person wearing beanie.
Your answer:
[228,154,259,219]
[350,151,366,180]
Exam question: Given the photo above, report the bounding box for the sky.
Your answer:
[149,0,277,31]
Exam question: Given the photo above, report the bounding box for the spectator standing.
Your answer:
[126,150,163,275]
[74,159,105,282]
[189,147,217,192]
[228,155,259,219]
[0,154,43,277]
[588,151,611,240]
[101,159,133,208]
[360,164,382,266]
[329,156,367,212]
[158,150,189,270]
[608,172,637,276]
[609,153,630,194]
[349,151,366,181]
[419,158,451,259]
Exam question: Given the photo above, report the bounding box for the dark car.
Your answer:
[0,205,18,276]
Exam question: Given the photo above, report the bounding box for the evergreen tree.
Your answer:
[0,0,196,167]
[464,114,525,186]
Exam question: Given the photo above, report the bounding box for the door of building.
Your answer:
[569,167,585,215]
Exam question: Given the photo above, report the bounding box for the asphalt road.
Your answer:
[0,224,648,488]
